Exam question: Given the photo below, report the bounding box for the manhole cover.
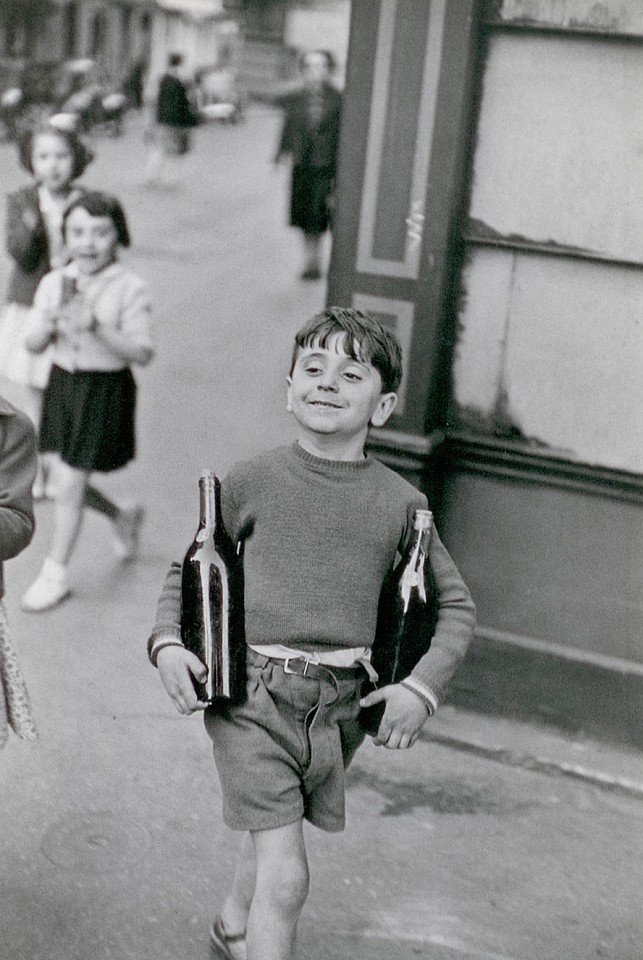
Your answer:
[40,812,150,872]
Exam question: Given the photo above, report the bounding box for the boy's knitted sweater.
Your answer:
[149,443,476,706]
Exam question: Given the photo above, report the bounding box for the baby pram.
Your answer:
[195,66,245,124]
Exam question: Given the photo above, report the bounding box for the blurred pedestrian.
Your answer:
[20,192,154,614]
[124,58,147,111]
[274,50,342,281]
[0,123,93,498]
[0,393,38,746]
[144,53,199,188]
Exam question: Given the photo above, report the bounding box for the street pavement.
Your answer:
[0,110,642,960]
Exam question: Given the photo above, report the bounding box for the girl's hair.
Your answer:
[63,191,131,248]
[291,307,403,394]
[18,123,94,180]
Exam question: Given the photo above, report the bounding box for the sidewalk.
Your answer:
[425,704,643,800]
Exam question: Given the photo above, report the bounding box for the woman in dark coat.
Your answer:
[275,50,342,280]
[144,53,198,187]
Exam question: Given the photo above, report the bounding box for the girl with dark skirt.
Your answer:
[20,192,154,613]
[0,123,93,497]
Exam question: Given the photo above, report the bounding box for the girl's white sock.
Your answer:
[41,558,68,582]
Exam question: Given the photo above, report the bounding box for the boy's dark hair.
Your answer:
[63,191,131,248]
[291,307,403,394]
[18,123,94,180]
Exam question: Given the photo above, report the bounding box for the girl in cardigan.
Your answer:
[20,192,154,613]
[0,123,93,497]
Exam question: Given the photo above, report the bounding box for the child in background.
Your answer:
[20,191,154,614]
[148,308,475,960]
[0,124,93,497]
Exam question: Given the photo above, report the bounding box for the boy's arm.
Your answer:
[401,525,476,708]
[147,562,209,714]
[147,561,183,665]
[360,525,476,749]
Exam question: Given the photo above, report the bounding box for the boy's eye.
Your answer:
[343,370,363,381]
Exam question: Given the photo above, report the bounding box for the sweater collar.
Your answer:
[290,441,372,476]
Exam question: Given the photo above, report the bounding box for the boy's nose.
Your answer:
[318,375,339,391]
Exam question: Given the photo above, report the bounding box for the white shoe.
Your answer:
[113,504,144,562]
[21,560,70,613]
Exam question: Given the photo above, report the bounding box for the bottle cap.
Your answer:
[414,509,433,530]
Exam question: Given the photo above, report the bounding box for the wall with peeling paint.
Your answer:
[497,0,643,34]
[452,26,643,473]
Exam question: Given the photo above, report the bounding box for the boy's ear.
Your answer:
[286,376,293,412]
[370,392,398,428]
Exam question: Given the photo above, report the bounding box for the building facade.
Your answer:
[0,1,153,87]
[328,0,643,745]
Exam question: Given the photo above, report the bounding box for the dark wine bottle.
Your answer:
[360,509,438,736]
[180,470,246,704]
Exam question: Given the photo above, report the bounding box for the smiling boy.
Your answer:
[148,307,476,960]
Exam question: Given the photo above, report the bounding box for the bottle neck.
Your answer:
[410,512,432,559]
[399,514,432,611]
[413,526,431,557]
[197,472,219,539]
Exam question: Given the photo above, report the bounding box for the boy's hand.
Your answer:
[360,684,430,749]
[156,645,209,715]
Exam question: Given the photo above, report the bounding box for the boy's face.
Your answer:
[287,333,397,454]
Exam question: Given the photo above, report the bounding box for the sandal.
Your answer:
[209,915,246,960]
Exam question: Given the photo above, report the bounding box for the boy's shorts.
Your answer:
[204,647,367,833]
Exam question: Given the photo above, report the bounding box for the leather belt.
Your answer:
[280,656,365,683]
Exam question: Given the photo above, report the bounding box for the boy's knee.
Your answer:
[275,862,310,914]
[257,852,309,912]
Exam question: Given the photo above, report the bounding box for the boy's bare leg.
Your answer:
[247,820,309,960]
[218,833,256,958]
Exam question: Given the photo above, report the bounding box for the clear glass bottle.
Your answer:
[180,470,245,704]
[360,509,438,735]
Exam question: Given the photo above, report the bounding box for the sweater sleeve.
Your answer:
[6,192,47,274]
[146,474,242,665]
[401,525,476,710]
[115,275,154,365]
[0,409,37,561]
[147,562,182,665]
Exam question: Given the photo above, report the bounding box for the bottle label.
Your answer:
[400,558,427,612]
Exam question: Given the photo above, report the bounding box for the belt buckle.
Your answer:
[283,656,309,677]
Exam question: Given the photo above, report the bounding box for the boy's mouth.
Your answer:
[309,400,342,409]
